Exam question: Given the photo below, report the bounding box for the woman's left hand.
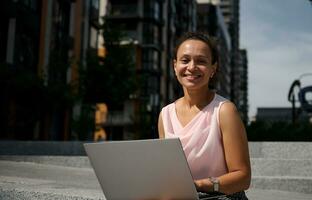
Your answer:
[194,179,213,192]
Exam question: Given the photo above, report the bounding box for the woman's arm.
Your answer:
[158,112,165,139]
[195,102,251,195]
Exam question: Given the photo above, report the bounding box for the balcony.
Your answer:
[109,4,140,19]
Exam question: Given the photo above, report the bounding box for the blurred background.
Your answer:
[1,0,312,142]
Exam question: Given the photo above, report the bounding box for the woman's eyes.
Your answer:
[181,59,189,63]
[180,59,208,64]
[198,60,208,64]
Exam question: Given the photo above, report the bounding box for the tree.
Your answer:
[83,18,137,110]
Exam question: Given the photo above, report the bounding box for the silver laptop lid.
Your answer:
[84,138,198,200]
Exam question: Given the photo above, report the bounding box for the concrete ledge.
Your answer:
[1,141,312,158]
[251,176,312,194]
[249,142,312,159]
[1,141,312,197]
[0,141,87,155]
[1,160,312,199]
[0,161,105,199]
[0,156,91,168]
[0,188,104,200]
[245,188,312,200]
[251,158,312,176]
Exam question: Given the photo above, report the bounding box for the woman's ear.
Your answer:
[212,62,217,73]
[173,59,177,75]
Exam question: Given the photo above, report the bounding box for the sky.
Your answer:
[240,0,312,119]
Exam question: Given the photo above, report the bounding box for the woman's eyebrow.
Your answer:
[195,55,210,59]
[179,54,190,59]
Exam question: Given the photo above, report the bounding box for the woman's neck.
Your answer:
[182,87,214,109]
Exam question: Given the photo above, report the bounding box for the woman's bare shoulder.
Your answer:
[219,101,242,127]
[219,100,238,114]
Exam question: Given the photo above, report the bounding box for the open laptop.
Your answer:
[84,138,226,200]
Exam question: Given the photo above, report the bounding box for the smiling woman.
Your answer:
[173,39,216,91]
[158,32,251,199]
[174,33,218,87]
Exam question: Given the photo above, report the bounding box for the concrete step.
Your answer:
[251,176,312,194]
[249,142,312,194]
[1,160,311,200]
[0,156,91,168]
[2,142,312,195]
[1,141,311,159]
[0,141,86,155]
[0,185,105,200]
[1,157,312,197]
[251,158,312,177]
[245,188,312,200]
[2,156,312,177]
[0,160,105,200]
[249,142,312,159]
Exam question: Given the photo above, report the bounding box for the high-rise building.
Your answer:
[1,0,42,140]
[0,0,104,140]
[104,0,164,139]
[218,0,246,111]
[105,0,197,139]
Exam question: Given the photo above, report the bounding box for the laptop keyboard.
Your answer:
[198,192,227,200]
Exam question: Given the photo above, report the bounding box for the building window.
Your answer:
[90,0,99,22]
[110,0,138,16]
[18,0,39,11]
[144,0,161,21]
[142,49,159,71]
[143,23,159,44]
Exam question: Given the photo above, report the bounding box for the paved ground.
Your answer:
[1,160,312,200]
[246,189,312,200]
[0,160,104,200]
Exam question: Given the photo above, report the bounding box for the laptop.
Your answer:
[84,138,226,200]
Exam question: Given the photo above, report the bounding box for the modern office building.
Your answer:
[0,0,105,140]
[0,0,197,140]
[104,0,164,139]
[2,0,248,140]
[218,0,244,109]
[1,0,42,140]
[105,0,197,139]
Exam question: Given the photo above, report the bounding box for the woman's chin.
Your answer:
[182,83,206,90]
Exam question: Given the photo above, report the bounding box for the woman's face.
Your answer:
[174,39,216,91]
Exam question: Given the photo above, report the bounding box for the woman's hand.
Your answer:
[194,179,213,192]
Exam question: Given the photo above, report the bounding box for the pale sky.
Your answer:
[240,0,312,119]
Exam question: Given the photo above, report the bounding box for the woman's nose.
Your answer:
[187,60,197,71]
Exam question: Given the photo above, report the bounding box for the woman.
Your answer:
[158,32,251,199]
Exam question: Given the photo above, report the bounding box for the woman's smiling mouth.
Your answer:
[183,74,202,81]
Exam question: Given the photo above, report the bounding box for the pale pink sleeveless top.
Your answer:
[161,94,228,180]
